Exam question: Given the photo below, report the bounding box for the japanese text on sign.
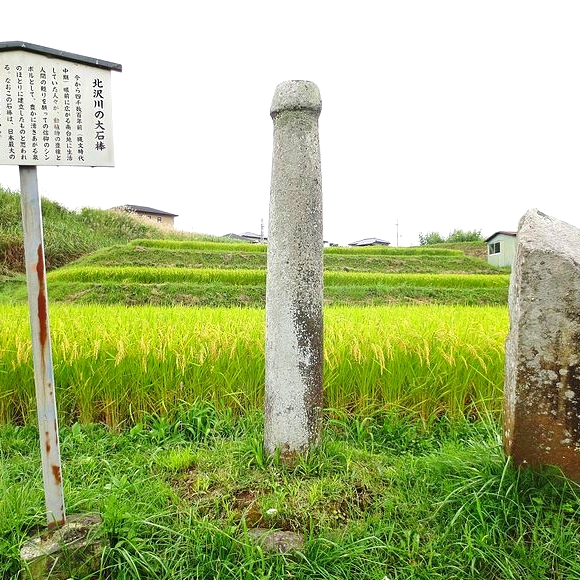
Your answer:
[0,50,114,166]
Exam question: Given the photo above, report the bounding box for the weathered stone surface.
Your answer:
[264,80,324,458]
[504,209,580,481]
[20,513,105,580]
[246,528,305,553]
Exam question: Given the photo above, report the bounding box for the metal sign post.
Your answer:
[19,165,65,528]
[0,41,121,531]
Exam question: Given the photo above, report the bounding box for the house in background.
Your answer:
[223,231,267,243]
[348,237,391,247]
[485,231,517,267]
[111,204,178,228]
[223,232,336,246]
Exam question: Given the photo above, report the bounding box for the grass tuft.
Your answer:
[2,411,580,579]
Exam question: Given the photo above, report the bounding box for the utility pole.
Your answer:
[395,219,399,247]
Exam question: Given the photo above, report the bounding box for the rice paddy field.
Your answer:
[0,303,507,429]
[2,238,510,308]
[1,199,511,428]
[5,197,580,579]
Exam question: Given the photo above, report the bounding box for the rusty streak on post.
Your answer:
[47,499,66,530]
[36,244,48,350]
[51,464,62,485]
[48,466,65,529]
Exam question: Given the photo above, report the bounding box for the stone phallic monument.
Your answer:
[504,208,580,481]
[264,80,324,458]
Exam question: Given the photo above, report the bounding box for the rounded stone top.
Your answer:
[270,80,322,116]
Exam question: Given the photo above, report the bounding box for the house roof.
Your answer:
[484,231,517,243]
[348,237,391,247]
[223,232,267,242]
[116,204,178,217]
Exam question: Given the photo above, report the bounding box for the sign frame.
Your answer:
[0,41,122,167]
[1,41,121,529]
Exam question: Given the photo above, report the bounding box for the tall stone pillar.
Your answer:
[505,208,580,482]
[264,80,324,459]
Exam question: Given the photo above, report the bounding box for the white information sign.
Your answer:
[0,50,114,166]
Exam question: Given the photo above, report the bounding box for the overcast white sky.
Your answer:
[1,1,579,246]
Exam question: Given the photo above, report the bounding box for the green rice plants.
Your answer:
[74,244,498,275]
[324,272,509,288]
[47,266,268,285]
[324,245,464,256]
[323,305,507,419]
[324,253,501,274]
[0,304,507,427]
[132,238,470,256]
[47,266,509,290]
[35,280,507,308]
[130,238,267,252]
[75,244,269,270]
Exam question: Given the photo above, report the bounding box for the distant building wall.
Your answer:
[135,211,175,228]
[111,205,177,229]
[486,232,516,267]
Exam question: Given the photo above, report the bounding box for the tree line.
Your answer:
[418,229,483,245]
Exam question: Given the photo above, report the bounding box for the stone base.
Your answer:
[246,528,305,553]
[20,513,105,580]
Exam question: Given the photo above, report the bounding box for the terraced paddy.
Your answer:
[1,238,509,307]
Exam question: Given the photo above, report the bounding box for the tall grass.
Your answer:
[3,410,580,579]
[0,304,508,428]
[0,187,213,273]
